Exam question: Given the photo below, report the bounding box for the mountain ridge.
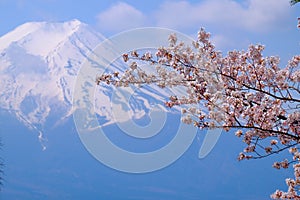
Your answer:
[0,20,105,133]
[0,19,89,56]
[0,20,179,141]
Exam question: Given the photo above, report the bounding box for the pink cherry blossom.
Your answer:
[96,27,300,198]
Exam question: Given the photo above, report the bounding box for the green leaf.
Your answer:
[290,0,300,5]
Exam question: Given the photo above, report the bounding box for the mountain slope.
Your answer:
[0,20,106,131]
[0,20,180,137]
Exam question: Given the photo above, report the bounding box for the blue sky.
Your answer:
[0,0,299,52]
[0,0,299,199]
[0,0,300,65]
[0,0,299,63]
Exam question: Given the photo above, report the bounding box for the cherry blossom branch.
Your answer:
[95,28,300,199]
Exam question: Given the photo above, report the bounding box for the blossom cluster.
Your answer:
[96,28,300,197]
[271,148,300,199]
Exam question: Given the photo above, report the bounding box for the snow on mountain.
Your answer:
[0,20,106,131]
[0,20,180,136]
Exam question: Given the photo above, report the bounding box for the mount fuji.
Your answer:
[0,20,104,135]
[0,19,179,139]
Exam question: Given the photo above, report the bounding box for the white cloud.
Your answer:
[154,0,291,33]
[95,0,292,50]
[211,34,235,50]
[96,2,146,33]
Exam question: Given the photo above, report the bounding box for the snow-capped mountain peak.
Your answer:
[0,19,88,57]
[0,20,106,132]
[0,20,179,142]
